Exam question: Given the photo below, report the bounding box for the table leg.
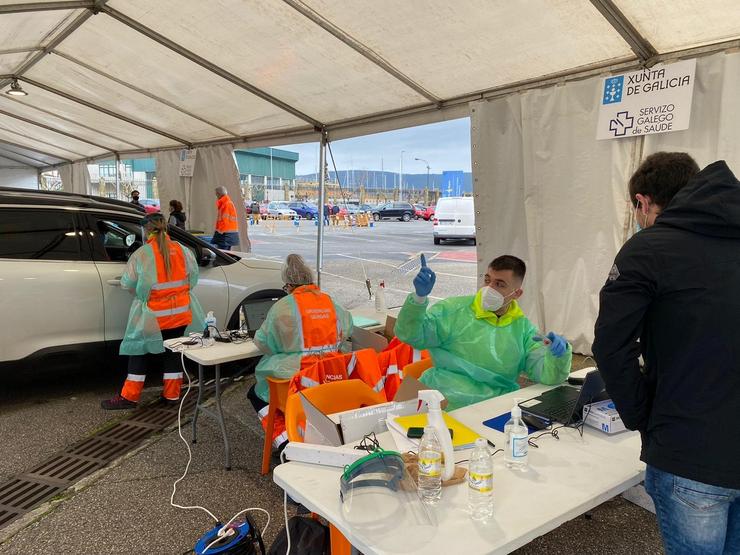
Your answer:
[192,363,205,444]
[214,364,231,470]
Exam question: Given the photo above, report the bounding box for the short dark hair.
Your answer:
[628,152,699,208]
[489,255,526,281]
[131,190,140,196]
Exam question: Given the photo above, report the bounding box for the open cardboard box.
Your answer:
[300,375,447,446]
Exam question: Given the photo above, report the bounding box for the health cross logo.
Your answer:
[609,111,634,137]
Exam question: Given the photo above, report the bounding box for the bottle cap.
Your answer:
[475,438,486,448]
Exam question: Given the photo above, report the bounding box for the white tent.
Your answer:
[1,0,739,349]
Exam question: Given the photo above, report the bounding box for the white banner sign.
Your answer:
[179,149,197,177]
[596,58,696,140]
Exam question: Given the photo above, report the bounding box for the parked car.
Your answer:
[139,198,160,214]
[371,202,415,222]
[346,203,374,215]
[0,187,284,372]
[267,201,297,218]
[288,201,319,219]
[413,204,426,220]
[433,196,475,245]
[422,205,435,221]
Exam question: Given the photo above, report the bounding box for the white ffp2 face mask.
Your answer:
[480,286,515,312]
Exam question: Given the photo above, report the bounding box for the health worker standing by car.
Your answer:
[101,213,205,410]
[212,186,239,251]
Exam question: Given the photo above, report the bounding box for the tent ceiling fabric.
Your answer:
[0,0,738,167]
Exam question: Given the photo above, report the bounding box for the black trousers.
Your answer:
[127,326,188,375]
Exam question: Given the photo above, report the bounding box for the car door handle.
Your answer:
[107,276,122,286]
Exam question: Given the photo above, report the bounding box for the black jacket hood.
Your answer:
[657,160,740,238]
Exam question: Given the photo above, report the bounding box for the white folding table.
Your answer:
[273,385,645,555]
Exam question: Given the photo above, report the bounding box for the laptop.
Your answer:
[240,297,278,338]
[518,370,609,426]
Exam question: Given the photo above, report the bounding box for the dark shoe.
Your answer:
[159,396,180,407]
[101,394,138,410]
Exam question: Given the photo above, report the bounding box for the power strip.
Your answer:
[283,443,366,468]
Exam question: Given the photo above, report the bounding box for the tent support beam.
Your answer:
[0,1,94,14]
[0,124,86,158]
[0,108,112,151]
[316,130,327,288]
[0,151,38,168]
[19,77,192,146]
[0,138,71,164]
[283,0,441,105]
[589,0,657,64]
[101,6,324,129]
[1,93,144,149]
[52,51,241,139]
[0,47,43,56]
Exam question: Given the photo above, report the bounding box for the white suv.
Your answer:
[0,188,284,371]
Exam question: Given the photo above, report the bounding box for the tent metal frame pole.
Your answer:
[0,47,43,56]
[0,124,85,158]
[283,0,441,105]
[101,6,324,129]
[52,51,241,138]
[1,93,144,149]
[19,77,192,146]
[589,0,657,64]
[115,152,120,200]
[316,130,328,288]
[0,1,94,14]
[0,5,100,91]
[0,138,71,163]
[0,149,41,168]
[0,108,112,151]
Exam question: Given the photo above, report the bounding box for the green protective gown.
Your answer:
[119,240,206,356]
[253,293,353,402]
[394,290,572,410]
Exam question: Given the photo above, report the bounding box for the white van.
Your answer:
[433,196,476,245]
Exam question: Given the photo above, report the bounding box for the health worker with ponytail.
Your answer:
[101,213,205,410]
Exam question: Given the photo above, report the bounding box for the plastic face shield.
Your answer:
[339,451,435,552]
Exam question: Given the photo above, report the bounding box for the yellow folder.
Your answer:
[393,412,481,450]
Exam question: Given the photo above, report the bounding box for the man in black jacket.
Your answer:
[593,152,740,554]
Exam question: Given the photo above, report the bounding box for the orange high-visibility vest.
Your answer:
[287,348,384,397]
[292,285,340,364]
[147,237,192,330]
[378,338,429,400]
[216,195,239,233]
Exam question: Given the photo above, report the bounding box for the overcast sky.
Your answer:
[276,117,471,176]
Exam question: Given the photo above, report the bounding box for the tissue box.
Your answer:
[582,399,626,434]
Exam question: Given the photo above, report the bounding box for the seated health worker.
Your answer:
[395,254,572,410]
[246,254,353,412]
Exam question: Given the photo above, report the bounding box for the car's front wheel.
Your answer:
[373,213,380,221]
[434,237,441,245]
[402,213,411,222]
[228,290,286,331]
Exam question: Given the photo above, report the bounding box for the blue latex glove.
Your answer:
[413,254,436,297]
[546,332,567,358]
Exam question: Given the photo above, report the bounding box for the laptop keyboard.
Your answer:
[546,398,578,423]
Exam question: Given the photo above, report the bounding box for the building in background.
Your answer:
[235,148,298,202]
[88,158,157,199]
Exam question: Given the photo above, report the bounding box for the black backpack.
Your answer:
[268,516,329,555]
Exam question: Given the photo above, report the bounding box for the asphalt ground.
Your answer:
[0,220,663,553]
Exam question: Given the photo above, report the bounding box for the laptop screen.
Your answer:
[241,298,279,333]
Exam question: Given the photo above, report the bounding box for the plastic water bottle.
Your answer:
[468,438,493,520]
[203,311,217,346]
[417,426,442,504]
[504,402,529,471]
[375,280,387,312]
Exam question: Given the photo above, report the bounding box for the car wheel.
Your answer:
[402,213,411,222]
[471,238,477,246]
[373,213,380,221]
[434,237,441,245]
[306,214,313,220]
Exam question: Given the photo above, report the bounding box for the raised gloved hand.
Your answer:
[413,254,436,298]
[546,332,568,358]
[533,332,568,357]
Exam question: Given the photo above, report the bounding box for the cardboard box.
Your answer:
[582,399,626,434]
[301,376,447,446]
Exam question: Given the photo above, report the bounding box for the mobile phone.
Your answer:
[407,427,454,439]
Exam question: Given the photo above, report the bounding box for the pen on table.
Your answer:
[486,439,496,449]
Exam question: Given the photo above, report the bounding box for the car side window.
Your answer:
[0,209,81,261]
[89,216,144,262]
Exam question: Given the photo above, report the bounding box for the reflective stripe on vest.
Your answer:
[300,375,320,389]
[147,238,192,330]
[292,285,339,355]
